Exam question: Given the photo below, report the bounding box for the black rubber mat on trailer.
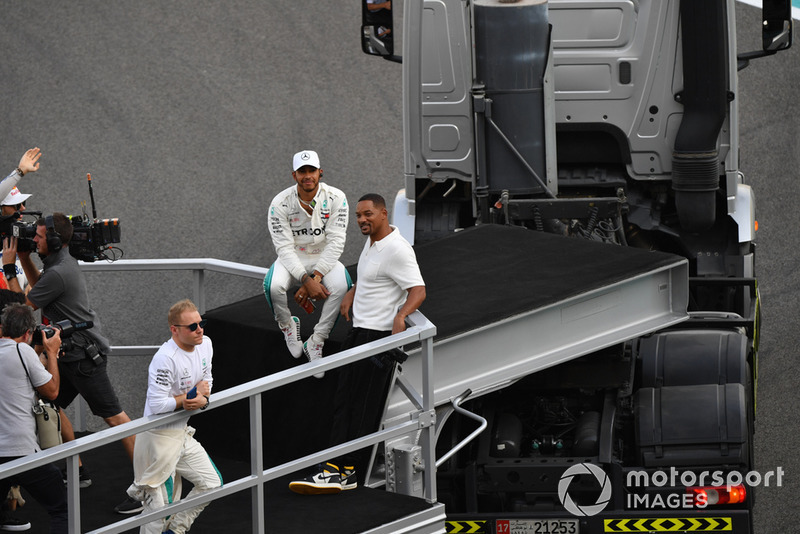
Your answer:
[411,224,681,341]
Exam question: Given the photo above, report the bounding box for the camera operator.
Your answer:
[0,303,67,533]
[0,147,42,202]
[2,213,140,513]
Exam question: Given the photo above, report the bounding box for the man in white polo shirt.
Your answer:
[289,193,425,495]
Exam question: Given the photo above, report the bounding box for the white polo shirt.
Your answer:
[353,226,425,331]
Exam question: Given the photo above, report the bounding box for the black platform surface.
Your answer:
[12,433,434,533]
[407,224,681,340]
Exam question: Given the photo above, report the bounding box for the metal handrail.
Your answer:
[1,258,439,534]
[435,389,487,468]
[71,258,271,428]
[79,257,269,278]
[79,258,269,315]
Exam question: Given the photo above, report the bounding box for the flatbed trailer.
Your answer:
[384,224,688,425]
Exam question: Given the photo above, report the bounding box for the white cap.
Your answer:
[1,187,31,206]
[292,150,320,171]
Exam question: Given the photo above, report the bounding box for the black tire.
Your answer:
[743,361,756,532]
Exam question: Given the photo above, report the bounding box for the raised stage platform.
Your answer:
[13,224,688,533]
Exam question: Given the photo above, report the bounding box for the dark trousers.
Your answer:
[330,327,397,482]
[0,457,68,534]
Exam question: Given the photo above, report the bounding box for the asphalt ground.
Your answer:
[1,2,798,532]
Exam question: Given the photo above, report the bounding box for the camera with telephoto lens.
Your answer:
[32,319,94,353]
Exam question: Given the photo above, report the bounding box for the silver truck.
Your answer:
[361,0,792,532]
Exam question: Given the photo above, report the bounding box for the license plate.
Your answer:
[496,519,579,534]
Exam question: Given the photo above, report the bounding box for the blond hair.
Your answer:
[168,299,198,326]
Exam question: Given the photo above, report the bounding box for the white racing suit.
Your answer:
[127,337,221,534]
[127,427,222,534]
[264,182,351,344]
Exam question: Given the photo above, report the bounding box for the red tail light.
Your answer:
[687,485,747,506]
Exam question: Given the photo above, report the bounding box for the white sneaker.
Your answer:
[0,516,31,531]
[288,463,343,495]
[303,339,325,378]
[280,317,303,358]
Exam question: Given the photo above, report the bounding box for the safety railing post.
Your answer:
[250,393,265,534]
[66,454,81,533]
[193,269,206,314]
[420,335,437,503]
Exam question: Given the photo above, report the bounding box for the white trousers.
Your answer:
[263,258,350,343]
[128,427,222,534]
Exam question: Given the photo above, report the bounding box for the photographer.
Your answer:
[0,147,42,203]
[0,303,66,533]
[2,213,140,514]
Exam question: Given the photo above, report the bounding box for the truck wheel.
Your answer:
[745,362,755,503]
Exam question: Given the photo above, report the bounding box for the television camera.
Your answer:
[0,210,38,253]
[68,173,122,262]
[0,173,122,262]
